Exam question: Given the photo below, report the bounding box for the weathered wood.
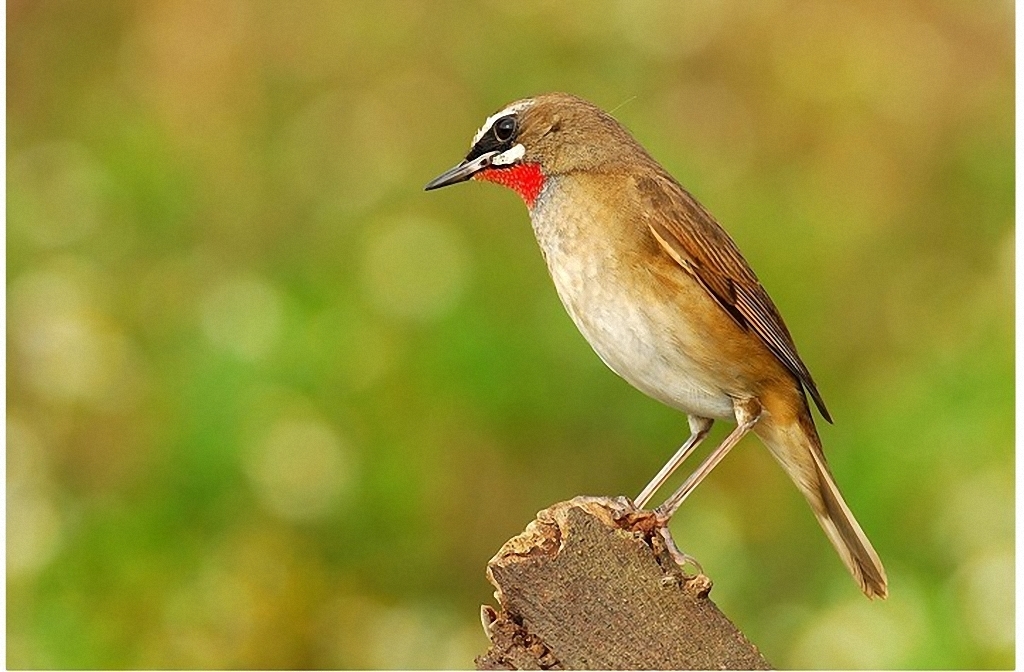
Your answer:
[476,496,770,670]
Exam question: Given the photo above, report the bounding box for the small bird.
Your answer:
[425,93,887,599]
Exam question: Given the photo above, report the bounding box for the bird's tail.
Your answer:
[755,415,888,599]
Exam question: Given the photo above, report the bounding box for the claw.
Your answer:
[620,501,704,577]
[656,525,704,577]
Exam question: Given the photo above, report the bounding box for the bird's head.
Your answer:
[425,93,640,208]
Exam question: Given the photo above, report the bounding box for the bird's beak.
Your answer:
[424,151,498,191]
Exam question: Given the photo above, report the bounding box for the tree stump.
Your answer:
[476,496,770,670]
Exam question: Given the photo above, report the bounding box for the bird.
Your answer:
[425,92,887,599]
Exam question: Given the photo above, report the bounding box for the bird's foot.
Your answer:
[617,499,703,578]
[655,525,704,578]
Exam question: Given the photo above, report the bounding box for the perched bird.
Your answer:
[425,93,887,599]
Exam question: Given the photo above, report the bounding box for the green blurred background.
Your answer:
[7,0,1013,668]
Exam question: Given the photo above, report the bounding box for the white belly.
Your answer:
[530,196,735,420]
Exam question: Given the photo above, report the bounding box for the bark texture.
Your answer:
[476,496,770,670]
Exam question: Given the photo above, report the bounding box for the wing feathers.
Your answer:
[638,173,832,422]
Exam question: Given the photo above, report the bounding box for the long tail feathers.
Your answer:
[757,420,888,599]
[806,446,888,599]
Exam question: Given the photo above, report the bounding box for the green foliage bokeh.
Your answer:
[7,1,1013,668]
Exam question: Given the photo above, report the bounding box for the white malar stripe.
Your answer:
[471,100,534,146]
[490,143,525,166]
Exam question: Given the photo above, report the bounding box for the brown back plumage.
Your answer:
[515,93,832,421]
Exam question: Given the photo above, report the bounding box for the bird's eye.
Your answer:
[494,116,517,142]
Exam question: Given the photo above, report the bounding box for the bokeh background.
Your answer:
[7,0,1014,668]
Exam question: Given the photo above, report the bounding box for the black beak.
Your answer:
[424,151,498,191]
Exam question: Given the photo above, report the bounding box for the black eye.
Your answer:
[493,116,517,142]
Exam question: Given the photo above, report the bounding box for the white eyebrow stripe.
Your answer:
[471,100,534,146]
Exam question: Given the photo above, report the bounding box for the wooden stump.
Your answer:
[476,496,770,670]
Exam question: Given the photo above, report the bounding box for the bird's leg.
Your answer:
[654,398,762,521]
[634,416,713,509]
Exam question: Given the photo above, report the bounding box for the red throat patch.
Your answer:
[474,163,545,208]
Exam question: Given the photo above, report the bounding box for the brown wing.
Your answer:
[636,172,832,423]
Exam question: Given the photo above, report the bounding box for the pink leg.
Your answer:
[655,399,761,520]
[634,416,713,510]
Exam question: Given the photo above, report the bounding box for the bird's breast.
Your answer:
[529,180,738,420]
